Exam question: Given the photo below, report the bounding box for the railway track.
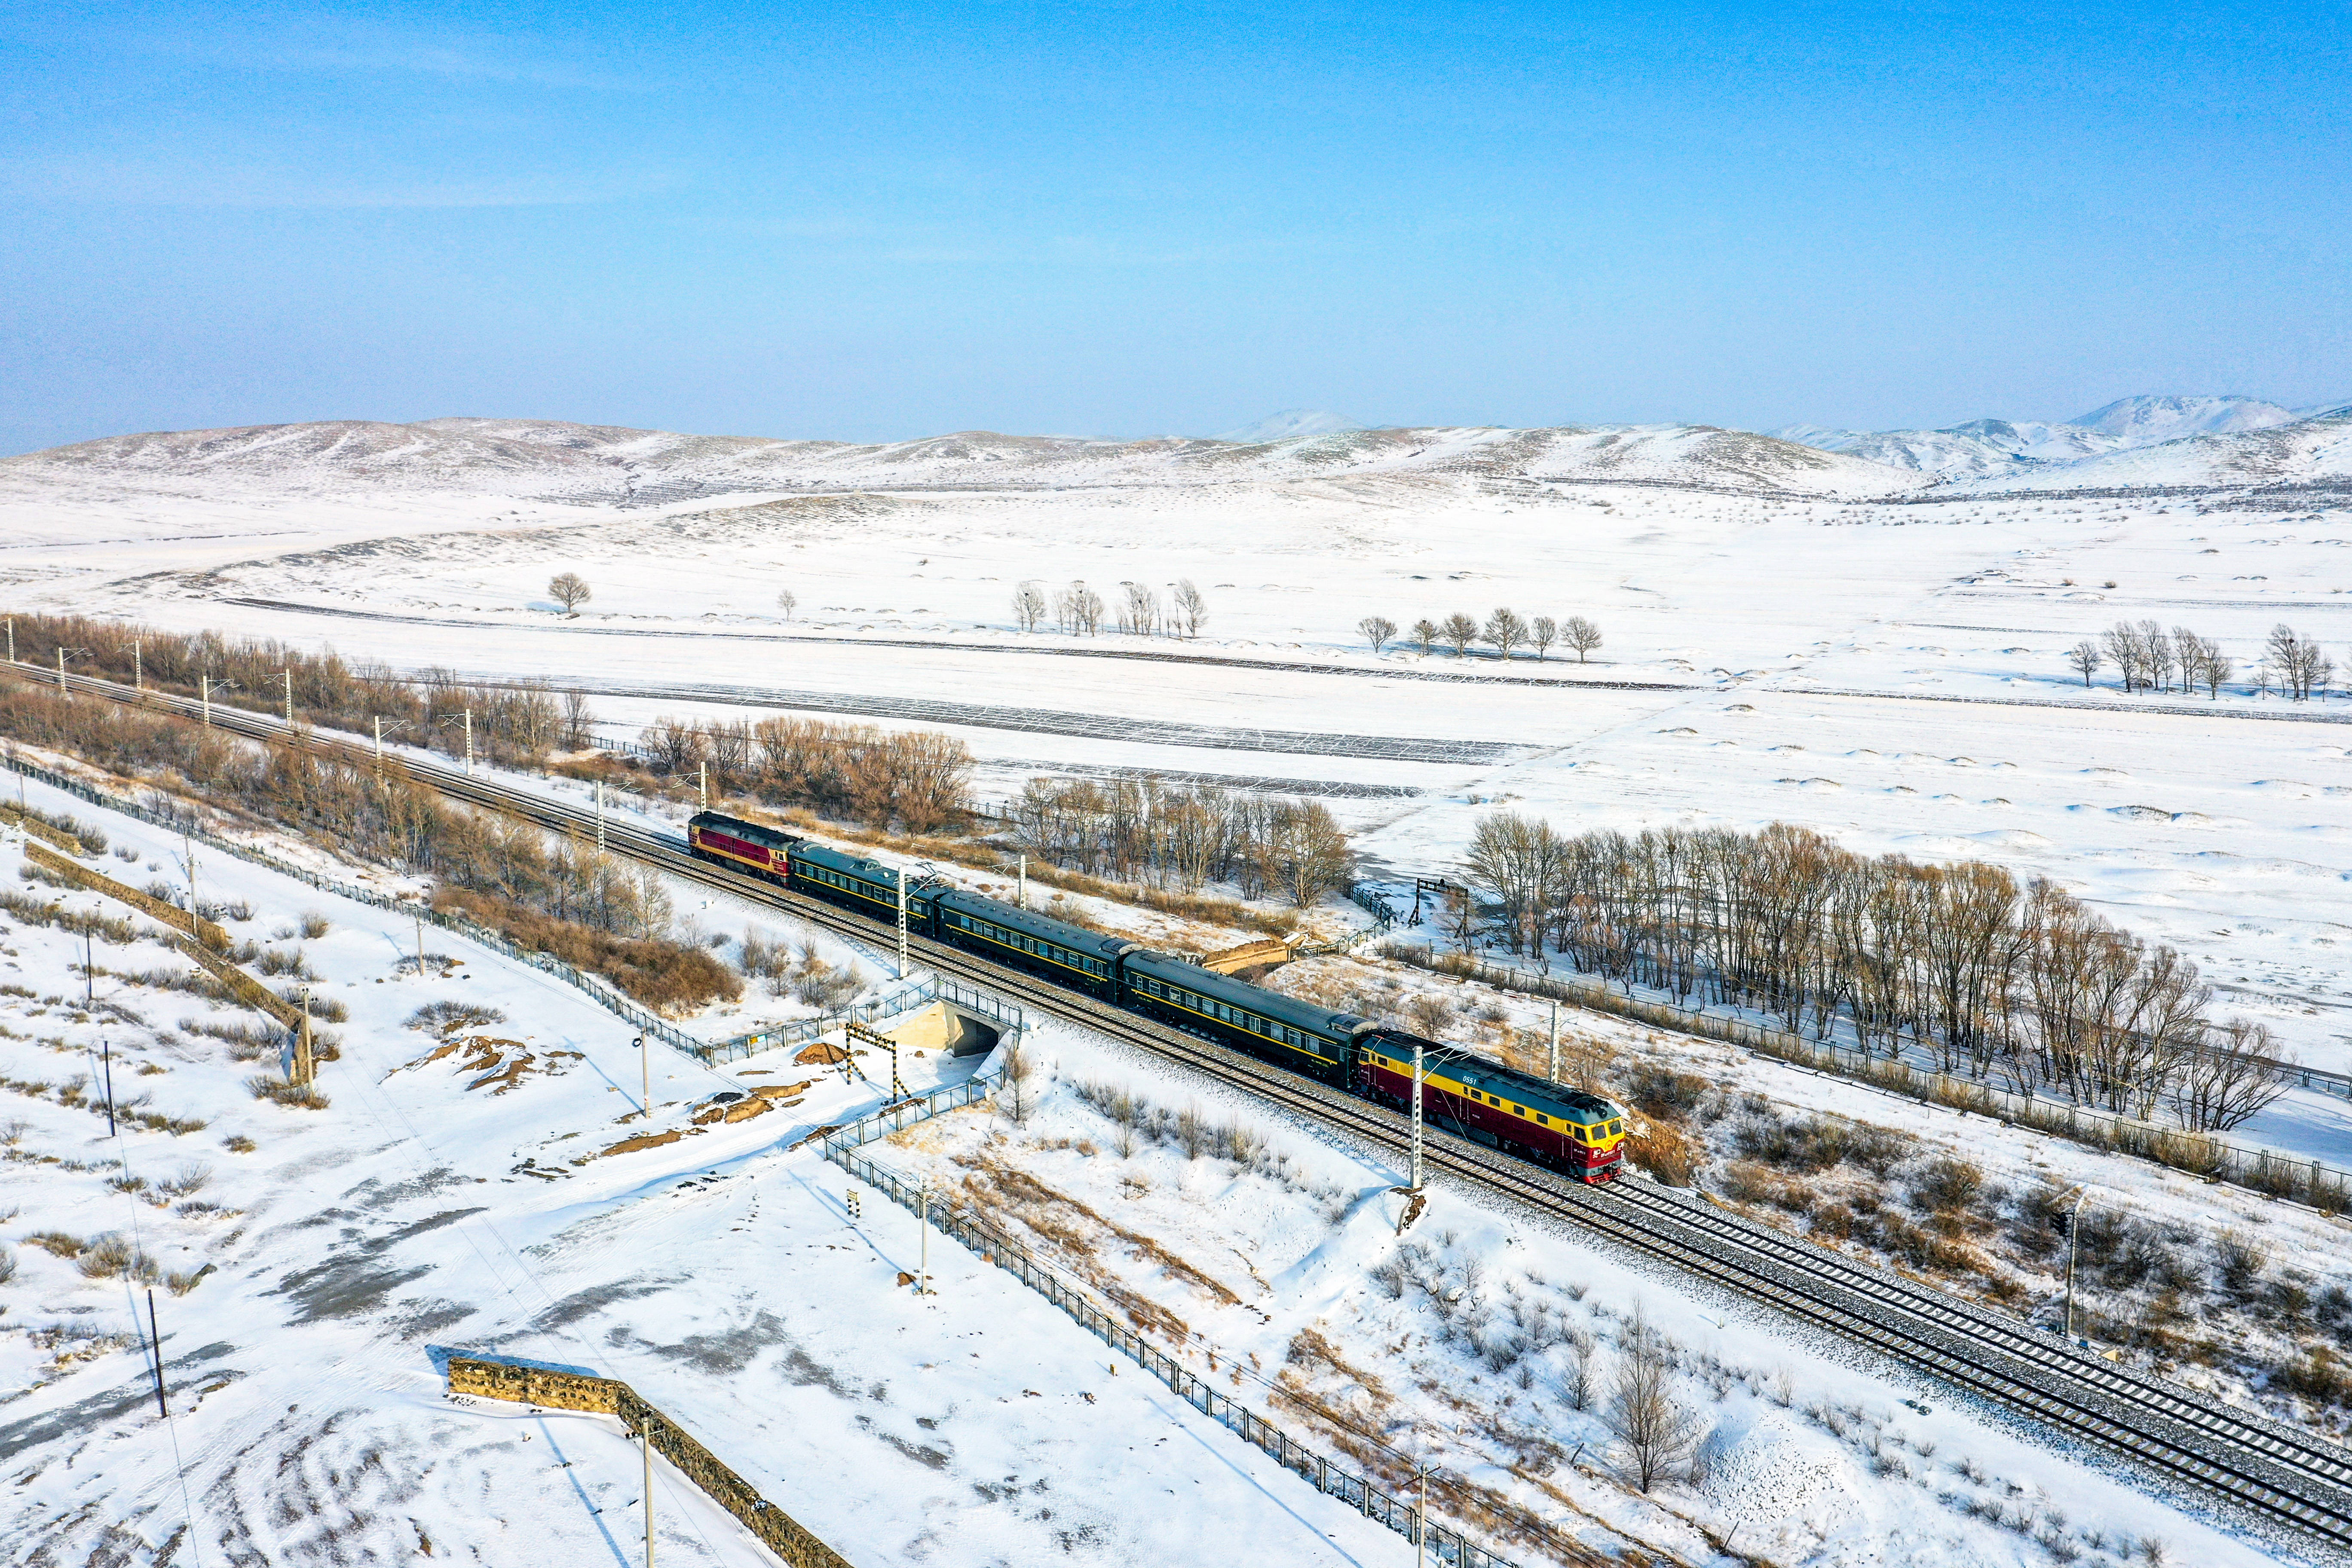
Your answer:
[29,665,2352,1553]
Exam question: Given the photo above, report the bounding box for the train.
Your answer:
[688,810,1626,1181]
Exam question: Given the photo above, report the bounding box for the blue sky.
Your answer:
[2,0,2346,453]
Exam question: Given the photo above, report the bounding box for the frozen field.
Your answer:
[3,425,2346,1077]
[0,763,2319,1568]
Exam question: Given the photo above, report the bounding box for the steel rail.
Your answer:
[30,665,2352,1551]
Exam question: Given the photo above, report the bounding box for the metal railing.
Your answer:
[820,1096,1544,1568]
[700,974,1026,1064]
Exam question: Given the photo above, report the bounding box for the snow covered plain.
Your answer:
[3,413,2346,1088]
[0,763,2316,1568]
[0,767,1433,1568]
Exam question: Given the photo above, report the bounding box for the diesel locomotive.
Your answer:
[689,810,1626,1180]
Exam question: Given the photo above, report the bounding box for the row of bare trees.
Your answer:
[0,675,680,949]
[1359,609,1602,663]
[1011,579,1208,639]
[639,714,974,834]
[1007,775,1354,907]
[5,613,580,765]
[2067,620,2336,701]
[1462,813,2290,1132]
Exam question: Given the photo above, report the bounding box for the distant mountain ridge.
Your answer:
[10,396,2349,507]
[1,416,1926,502]
[1214,410,1366,442]
[1773,393,2338,482]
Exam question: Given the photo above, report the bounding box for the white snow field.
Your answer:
[0,769,1424,1568]
[2,411,2346,1087]
[0,766,2311,1568]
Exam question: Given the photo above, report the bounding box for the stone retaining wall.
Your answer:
[447,1357,853,1568]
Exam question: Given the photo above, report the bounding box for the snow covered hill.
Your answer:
[2070,393,2301,442]
[1,416,1927,501]
[1957,407,2352,492]
[1776,394,2338,485]
[1771,420,2129,479]
[1213,409,1366,441]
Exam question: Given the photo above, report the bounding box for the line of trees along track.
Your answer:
[20,661,2352,1554]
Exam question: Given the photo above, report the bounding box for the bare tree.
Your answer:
[1011,580,1047,632]
[1172,579,1208,638]
[1056,581,1106,635]
[1358,616,1398,654]
[1115,581,1161,636]
[2067,641,2103,688]
[561,690,596,751]
[1440,612,1480,656]
[1562,616,1602,663]
[1562,1328,1597,1410]
[2266,623,2331,701]
[2102,621,2144,691]
[1604,1307,1708,1492]
[775,588,797,621]
[2198,638,2232,697]
[1484,607,1529,661]
[2140,619,2175,693]
[2170,1020,2291,1132]
[1530,616,1558,660]
[548,573,592,615]
[1412,618,1439,655]
[1000,1038,1039,1125]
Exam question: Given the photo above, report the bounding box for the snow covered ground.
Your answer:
[0,765,2331,1568]
[0,769,1432,1567]
[1,427,2344,1080]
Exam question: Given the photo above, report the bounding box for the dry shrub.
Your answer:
[1627,1121,1698,1185]
[1910,1156,1986,1214]
[27,1230,85,1259]
[434,887,739,1014]
[77,1235,160,1284]
[1625,1063,1709,1121]
[248,1076,330,1110]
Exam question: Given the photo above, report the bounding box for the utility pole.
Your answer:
[896,873,910,978]
[1415,1456,1429,1568]
[98,1035,116,1136]
[4,618,12,664]
[919,1179,931,1296]
[200,675,211,727]
[84,931,94,1010]
[2061,1186,2093,1341]
[131,640,140,692]
[1547,1000,1559,1083]
[147,1290,168,1418]
[373,716,385,772]
[643,1421,655,1568]
[697,760,707,811]
[1017,854,1027,910]
[462,708,474,775]
[596,780,606,851]
[1410,1041,1426,1194]
[634,1034,648,1121]
[278,669,294,723]
[56,646,68,695]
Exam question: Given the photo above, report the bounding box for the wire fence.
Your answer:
[821,1096,1544,1568]
[0,747,1023,1069]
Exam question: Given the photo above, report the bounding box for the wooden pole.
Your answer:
[643,1424,655,1568]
